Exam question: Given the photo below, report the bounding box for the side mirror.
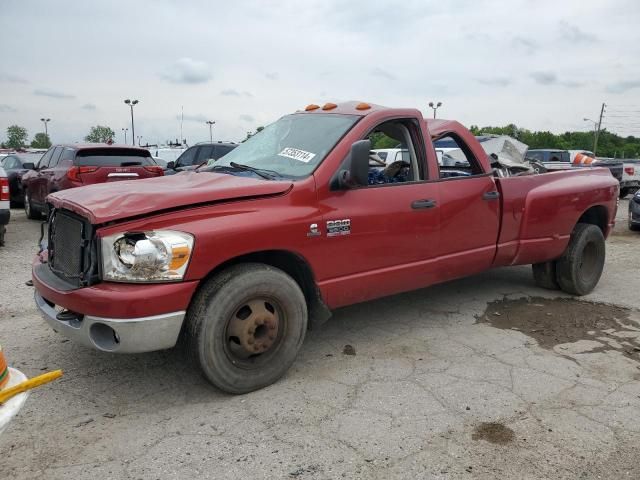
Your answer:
[166,161,175,170]
[22,162,36,170]
[335,139,371,189]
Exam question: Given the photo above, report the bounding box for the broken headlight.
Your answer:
[101,230,194,282]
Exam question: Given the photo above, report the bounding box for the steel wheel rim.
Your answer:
[223,296,285,369]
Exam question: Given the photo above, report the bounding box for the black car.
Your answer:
[164,141,237,175]
[1,153,43,207]
[629,190,640,231]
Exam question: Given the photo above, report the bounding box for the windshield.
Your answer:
[209,113,358,178]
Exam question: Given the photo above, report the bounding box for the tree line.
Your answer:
[468,124,640,159]
[1,125,116,149]
[4,122,639,159]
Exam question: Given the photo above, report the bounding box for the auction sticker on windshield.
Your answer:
[278,147,316,163]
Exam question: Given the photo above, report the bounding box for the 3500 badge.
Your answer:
[326,219,351,237]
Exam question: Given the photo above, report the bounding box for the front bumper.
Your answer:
[35,291,185,353]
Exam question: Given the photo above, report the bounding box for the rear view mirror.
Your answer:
[22,162,36,170]
[335,139,371,189]
[166,161,175,170]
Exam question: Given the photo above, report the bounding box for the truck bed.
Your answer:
[493,167,618,267]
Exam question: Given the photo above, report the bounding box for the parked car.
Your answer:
[33,101,618,394]
[0,165,9,246]
[21,144,164,219]
[151,147,187,165]
[164,141,237,175]
[611,159,640,198]
[629,190,640,231]
[1,153,43,207]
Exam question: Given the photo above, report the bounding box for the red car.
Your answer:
[21,144,163,219]
[33,102,618,393]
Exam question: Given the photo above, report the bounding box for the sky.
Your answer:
[1,0,639,146]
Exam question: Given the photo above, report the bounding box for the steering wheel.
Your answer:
[384,160,410,178]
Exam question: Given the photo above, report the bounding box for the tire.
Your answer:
[620,188,628,199]
[630,210,640,232]
[0,225,5,247]
[556,223,605,296]
[532,261,559,289]
[24,190,39,219]
[184,263,308,394]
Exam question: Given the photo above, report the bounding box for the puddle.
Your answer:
[478,297,640,361]
[472,422,515,445]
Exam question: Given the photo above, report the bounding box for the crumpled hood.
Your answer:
[47,171,293,224]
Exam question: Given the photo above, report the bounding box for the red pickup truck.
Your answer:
[33,102,618,393]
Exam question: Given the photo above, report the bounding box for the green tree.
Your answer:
[30,132,51,149]
[6,125,28,149]
[84,125,115,143]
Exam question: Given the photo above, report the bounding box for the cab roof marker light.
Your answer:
[322,103,337,111]
[356,102,371,110]
[305,104,320,111]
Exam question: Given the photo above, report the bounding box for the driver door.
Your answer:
[315,118,441,307]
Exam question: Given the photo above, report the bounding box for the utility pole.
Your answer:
[593,102,606,156]
[428,101,442,119]
[124,99,139,146]
[40,118,50,136]
[206,120,215,142]
[122,128,128,144]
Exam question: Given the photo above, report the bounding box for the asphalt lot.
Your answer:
[1,200,639,479]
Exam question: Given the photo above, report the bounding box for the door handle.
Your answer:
[412,199,437,209]
[483,191,500,201]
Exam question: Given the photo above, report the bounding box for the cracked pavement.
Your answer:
[0,201,639,479]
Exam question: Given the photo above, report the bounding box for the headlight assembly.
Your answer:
[101,230,194,282]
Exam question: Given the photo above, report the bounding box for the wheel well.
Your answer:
[199,250,331,328]
[577,205,608,233]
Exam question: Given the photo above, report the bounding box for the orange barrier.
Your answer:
[573,152,596,166]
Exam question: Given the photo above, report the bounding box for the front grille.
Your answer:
[48,209,95,287]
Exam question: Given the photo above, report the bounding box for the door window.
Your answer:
[433,134,485,178]
[176,147,198,167]
[48,147,63,167]
[365,119,424,186]
[195,145,215,163]
[37,148,55,169]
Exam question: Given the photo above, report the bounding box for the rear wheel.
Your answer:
[532,261,559,289]
[24,190,39,219]
[556,223,605,296]
[620,188,629,199]
[184,263,308,394]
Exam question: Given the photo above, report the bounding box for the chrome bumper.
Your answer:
[35,292,185,353]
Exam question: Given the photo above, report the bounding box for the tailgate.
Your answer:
[74,147,162,185]
[78,165,162,184]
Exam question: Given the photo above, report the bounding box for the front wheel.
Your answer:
[184,263,308,394]
[556,223,605,296]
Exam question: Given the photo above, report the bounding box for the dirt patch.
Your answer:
[478,297,640,361]
[472,422,515,445]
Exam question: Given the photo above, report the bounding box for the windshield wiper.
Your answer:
[227,162,280,180]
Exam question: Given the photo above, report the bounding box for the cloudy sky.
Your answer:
[1,0,639,145]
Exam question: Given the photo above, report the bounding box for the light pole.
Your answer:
[137,135,143,146]
[122,128,128,144]
[428,101,442,119]
[40,118,50,136]
[583,118,598,153]
[206,120,215,142]
[124,99,139,146]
